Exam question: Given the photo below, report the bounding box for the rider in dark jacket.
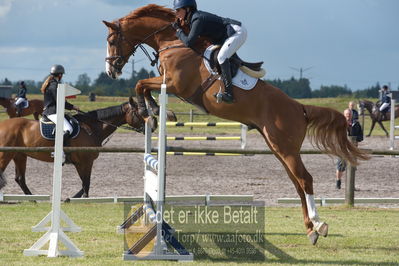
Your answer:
[15,81,27,116]
[172,0,247,104]
[379,85,391,119]
[41,65,79,143]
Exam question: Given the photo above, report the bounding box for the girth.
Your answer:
[185,74,220,114]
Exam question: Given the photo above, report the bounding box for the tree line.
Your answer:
[267,77,386,99]
[0,67,156,97]
[0,69,392,99]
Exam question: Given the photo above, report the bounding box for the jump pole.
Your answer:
[24,84,83,258]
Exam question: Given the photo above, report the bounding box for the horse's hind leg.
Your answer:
[73,160,94,198]
[378,121,389,137]
[262,129,328,244]
[282,154,328,241]
[13,154,32,195]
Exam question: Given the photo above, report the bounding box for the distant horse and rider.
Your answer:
[358,92,399,137]
[0,98,153,201]
[103,3,368,244]
[0,97,43,120]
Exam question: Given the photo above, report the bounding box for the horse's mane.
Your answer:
[121,4,175,22]
[87,103,126,121]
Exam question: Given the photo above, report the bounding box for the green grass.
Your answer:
[0,203,398,265]
[1,95,396,136]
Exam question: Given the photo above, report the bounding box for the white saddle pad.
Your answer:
[203,45,258,91]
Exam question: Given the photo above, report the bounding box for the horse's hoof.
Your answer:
[166,110,177,122]
[308,231,319,245]
[145,116,158,132]
[316,222,329,237]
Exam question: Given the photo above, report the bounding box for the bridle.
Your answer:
[77,103,145,134]
[105,20,173,73]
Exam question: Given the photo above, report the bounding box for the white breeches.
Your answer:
[217,24,247,64]
[47,114,73,134]
[15,97,25,105]
[379,102,390,112]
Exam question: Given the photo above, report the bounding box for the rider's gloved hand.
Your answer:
[171,22,181,30]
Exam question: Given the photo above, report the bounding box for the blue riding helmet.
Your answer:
[173,0,197,10]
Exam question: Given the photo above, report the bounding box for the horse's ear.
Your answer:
[129,96,138,109]
[103,20,118,30]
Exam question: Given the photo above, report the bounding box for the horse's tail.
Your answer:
[0,170,6,190]
[303,105,369,165]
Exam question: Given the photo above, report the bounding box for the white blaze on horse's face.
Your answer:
[105,42,121,79]
[357,104,363,115]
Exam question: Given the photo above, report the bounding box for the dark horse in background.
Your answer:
[0,97,153,201]
[358,99,399,137]
[103,4,369,244]
[0,97,43,120]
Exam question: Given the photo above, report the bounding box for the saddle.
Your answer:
[208,46,265,79]
[39,115,80,140]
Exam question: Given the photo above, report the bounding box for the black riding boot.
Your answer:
[16,105,22,117]
[63,131,71,147]
[63,131,71,164]
[220,60,234,104]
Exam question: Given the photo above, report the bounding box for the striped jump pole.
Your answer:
[163,122,247,149]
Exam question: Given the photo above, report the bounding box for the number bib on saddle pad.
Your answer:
[203,45,259,90]
[39,115,80,140]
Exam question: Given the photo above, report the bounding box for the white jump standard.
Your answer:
[121,76,194,261]
[23,84,83,258]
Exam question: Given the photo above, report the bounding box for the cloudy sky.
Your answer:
[0,0,398,91]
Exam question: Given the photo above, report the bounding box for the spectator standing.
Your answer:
[348,101,359,123]
[336,108,363,189]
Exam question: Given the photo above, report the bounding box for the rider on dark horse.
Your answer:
[172,0,247,104]
[40,65,80,146]
[379,85,391,120]
[15,81,27,116]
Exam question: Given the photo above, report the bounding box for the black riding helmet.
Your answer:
[50,64,65,75]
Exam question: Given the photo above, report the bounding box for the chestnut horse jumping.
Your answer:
[358,99,399,137]
[103,4,368,245]
[0,97,43,120]
[0,98,150,200]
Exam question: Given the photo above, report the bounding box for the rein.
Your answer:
[77,108,144,134]
[105,21,173,72]
[105,18,213,74]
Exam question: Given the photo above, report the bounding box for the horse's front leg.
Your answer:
[135,76,164,118]
[144,89,160,116]
[13,155,32,195]
[367,120,377,137]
